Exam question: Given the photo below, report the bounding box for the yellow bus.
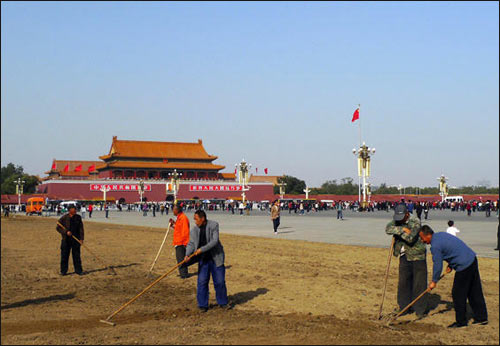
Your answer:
[26,197,44,215]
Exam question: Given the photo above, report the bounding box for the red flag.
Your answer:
[234,168,237,174]
[264,168,268,175]
[51,161,56,170]
[351,108,359,122]
[63,163,69,172]
[74,164,82,172]
[256,167,258,174]
[88,164,96,172]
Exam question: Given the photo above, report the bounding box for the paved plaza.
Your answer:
[67,208,499,259]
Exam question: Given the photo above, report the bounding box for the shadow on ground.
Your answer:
[229,288,269,307]
[1,293,76,310]
[84,262,140,275]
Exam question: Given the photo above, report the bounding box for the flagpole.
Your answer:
[358,104,361,146]
[358,104,361,205]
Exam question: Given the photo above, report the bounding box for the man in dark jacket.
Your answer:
[56,205,84,275]
[185,210,228,312]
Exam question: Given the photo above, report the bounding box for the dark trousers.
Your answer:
[105,210,109,218]
[272,217,280,232]
[175,245,188,278]
[452,257,488,325]
[424,211,428,219]
[60,238,82,274]
[197,258,228,308]
[398,255,427,315]
[496,224,500,249]
[337,210,343,219]
[88,210,92,218]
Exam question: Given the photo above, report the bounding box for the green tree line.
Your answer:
[276,176,498,196]
[1,163,40,195]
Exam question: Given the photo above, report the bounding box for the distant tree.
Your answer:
[312,179,498,196]
[273,175,306,195]
[372,183,498,195]
[314,177,358,195]
[373,183,399,195]
[0,163,40,194]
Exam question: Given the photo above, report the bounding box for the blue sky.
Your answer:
[1,1,498,188]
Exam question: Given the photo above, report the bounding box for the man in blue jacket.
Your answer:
[185,210,229,312]
[419,225,488,328]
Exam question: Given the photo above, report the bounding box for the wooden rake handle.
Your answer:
[378,237,396,319]
[391,272,448,322]
[104,252,197,322]
[57,221,117,275]
[148,223,171,274]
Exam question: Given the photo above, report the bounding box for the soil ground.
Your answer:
[1,216,498,344]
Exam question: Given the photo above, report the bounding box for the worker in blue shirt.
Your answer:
[419,225,488,328]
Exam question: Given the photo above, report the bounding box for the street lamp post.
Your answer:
[235,159,251,204]
[167,169,182,204]
[15,178,25,212]
[303,185,311,200]
[352,142,376,209]
[100,185,111,204]
[276,176,287,200]
[138,179,145,203]
[437,175,449,202]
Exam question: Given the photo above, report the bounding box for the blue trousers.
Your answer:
[197,258,228,308]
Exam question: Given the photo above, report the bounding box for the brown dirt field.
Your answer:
[1,216,498,345]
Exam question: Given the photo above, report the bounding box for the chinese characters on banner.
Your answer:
[89,184,152,191]
[189,185,243,192]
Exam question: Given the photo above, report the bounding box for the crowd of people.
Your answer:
[2,197,499,220]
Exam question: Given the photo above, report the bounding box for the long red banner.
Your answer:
[90,184,152,192]
[189,185,242,192]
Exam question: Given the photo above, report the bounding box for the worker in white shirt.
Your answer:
[446,220,460,237]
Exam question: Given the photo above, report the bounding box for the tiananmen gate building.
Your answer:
[36,136,275,202]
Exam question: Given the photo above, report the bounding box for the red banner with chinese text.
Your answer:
[90,184,152,191]
[189,185,243,192]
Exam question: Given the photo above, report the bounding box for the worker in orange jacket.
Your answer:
[169,204,190,279]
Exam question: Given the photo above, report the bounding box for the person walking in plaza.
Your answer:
[239,202,244,215]
[271,200,280,235]
[416,202,423,220]
[466,202,472,216]
[495,221,499,251]
[56,205,84,276]
[485,200,491,217]
[446,220,460,237]
[185,210,229,312]
[419,225,488,328]
[336,200,343,220]
[80,205,86,219]
[169,204,190,279]
[423,202,429,220]
[152,203,156,217]
[385,203,428,318]
[105,203,109,218]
